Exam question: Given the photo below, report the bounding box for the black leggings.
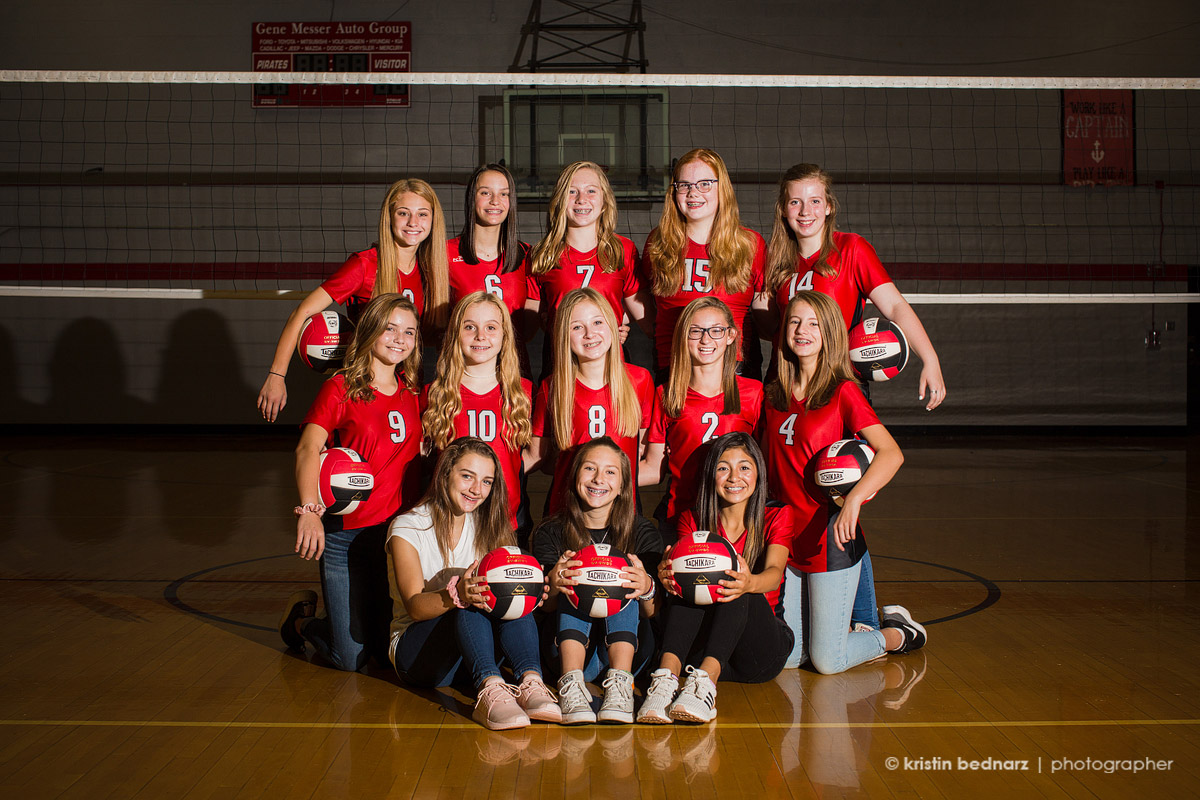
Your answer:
[660,593,794,683]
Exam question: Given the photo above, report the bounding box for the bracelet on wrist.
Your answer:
[637,581,656,601]
[294,502,326,517]
[446,575,468,609]
[269,370,285,378]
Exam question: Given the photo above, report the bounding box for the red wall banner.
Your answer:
[1063,89,1134,186]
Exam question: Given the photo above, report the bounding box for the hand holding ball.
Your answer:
[319,447,374,515]
[477,546,544,620]
[810,438,877,506]
[564,544,635,618]
[849,317,908,382]
[667,531,739,605]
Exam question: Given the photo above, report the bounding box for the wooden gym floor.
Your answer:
[1,430,1198,798]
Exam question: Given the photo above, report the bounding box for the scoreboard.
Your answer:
[252,21,411,108]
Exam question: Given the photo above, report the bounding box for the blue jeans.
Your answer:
[852,551,880,629]
[301,522,390,672]
[781,561,887,674]
[393,608,543,691]
[555,601,641,681]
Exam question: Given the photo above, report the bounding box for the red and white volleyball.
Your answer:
[811,438,876,506]
[298,310,353,373]
[848,317,909,382]
[478,546,544,620]
[565,543,633,619]
[668,531,739,606]
[318,447,374,515]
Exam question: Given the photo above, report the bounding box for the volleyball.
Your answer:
[810,438,876,506]
[318,447,374,515]
[298,310,353,373]
[477,547,544,620]
[848,317,909,382]
[564,543,634,619]
[668,531,739,605]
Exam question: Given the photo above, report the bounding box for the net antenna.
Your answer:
[509,0,648,73]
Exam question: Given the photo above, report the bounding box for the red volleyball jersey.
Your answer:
[773,232,893,330]
[532,364,654,513]
[527,235,642,335]
[640,229,766,366]
[675,504,793,611]
[647,376,763,521]
[758,380,880,573]
[319,246,426,325]
[421,378,533,527]
[303,373,424,530]
[447,236,529,315]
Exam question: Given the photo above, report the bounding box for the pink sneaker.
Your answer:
[473,682,530,731]
[516,674,563,723]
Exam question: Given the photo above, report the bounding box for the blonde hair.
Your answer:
[422,292,532,451]
[765,163,841,294]
[547,288,641,450]
[766,290,858,412]
[645,148,755,296]
[374,178,450,332]
[662,296,740,419]
[530,161,624,277]
[336,293,422,402]
[422,437,515,566]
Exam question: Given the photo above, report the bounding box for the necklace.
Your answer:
[463,368,494,378]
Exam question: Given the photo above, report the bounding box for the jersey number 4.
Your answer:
[777,413,800,446]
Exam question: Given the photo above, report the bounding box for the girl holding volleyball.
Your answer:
[526,160,654,373]
[639,296,763,533]
[640,148,767,381]
[529,287,654,514]
[258,178,449,422]
[760,163,946,410]
[279,293,425,672]
[387,437,560,731]
[759,290,926,675]
[637,433,793,724]
[532,437,662,724]
[422,291,533,539]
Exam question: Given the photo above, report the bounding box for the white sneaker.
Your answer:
[598,669,635,724]
[636,668,679,724]
[669,666,717,724]
[556,669,597,725]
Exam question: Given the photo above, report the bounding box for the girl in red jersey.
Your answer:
[387,437,560,731]
[640,297,763,533]
[530,288,654,514]
[526,161,654,375]
[640,148,767,381]
[760,290,927,675]
[279,293,425,672]
[637,433,793,724]
[760,163,946,411]
[258,178,450,422]
[423,291,534,540]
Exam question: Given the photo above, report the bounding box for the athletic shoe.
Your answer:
[635,668,678,724]
[598,669,635,724]
[880,604,928,653]
[473,682,530,731]
[278,590,317,651]
[668,666,717,724]
[516,674,563,723]
[556,670,597,725]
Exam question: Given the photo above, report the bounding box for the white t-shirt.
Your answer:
[385,503,479,657]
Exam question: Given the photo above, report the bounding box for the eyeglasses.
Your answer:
[687,324,730,340]
[673,179,718,194]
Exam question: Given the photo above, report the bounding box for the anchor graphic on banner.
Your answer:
[1090,140,1105,164]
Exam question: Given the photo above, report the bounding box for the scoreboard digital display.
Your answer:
[252,21,411,108]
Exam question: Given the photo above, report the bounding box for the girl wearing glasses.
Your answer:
[258,179,449,422]
[527,161,655,377]
[530,288,654,514]
[640,297,762,535]
[760,290,927,675]
[641,148,767,383]
[761,163,946,411]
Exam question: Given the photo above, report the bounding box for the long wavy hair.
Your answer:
[692,432,768,568]
[529,161,624,277]
[662,296,740,419]
[422,291,532,451]
[547,288,640,450]
[645,148,755,296]
[765,163,841,294]
[422,437,515,566]
[456,164,525,275]
[374,178,450,332]
[766,290,858,412]
[335,293,421,403]
[532,436,637,555]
